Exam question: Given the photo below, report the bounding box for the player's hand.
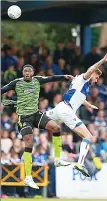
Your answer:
[87,105,98,113]
[90,105,98,110]
[64,75,74,80]
[103,53,107,62]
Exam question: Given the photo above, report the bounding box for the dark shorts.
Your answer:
[17,111,51,137]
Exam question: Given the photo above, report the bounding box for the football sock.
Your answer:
[78,138,90,166]
[23,147,32,177]
[53,132,62,159]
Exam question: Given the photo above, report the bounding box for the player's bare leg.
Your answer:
[23,134,39,189]
[73,124,93,177]
[45,120,71,167]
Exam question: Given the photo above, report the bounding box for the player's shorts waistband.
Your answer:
[18,110,39,118]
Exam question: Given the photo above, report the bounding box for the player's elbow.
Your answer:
[84,70,92,80]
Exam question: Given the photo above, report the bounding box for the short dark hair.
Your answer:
[23,64,34,71]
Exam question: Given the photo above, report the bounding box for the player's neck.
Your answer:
[23,78,32,82]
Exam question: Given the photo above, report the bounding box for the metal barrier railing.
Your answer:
[1,163,49,197]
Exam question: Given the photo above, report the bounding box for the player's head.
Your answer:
[90,69,102,85]
[23,64,34,81]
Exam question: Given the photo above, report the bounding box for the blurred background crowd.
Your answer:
[1,36,107,197]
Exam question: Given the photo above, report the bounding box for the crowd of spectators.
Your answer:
[1,36,107,197]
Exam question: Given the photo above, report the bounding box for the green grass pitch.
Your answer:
[1,199,106,201]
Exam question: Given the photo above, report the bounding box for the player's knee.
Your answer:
[85,132,93,142]
[45,120,60,133]
[23,134,33,148]
[52,125,60,133]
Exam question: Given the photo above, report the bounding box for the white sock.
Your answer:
[25,176,32,179]
[78,138,90,166]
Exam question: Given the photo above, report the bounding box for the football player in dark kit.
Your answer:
[1,64,72,189]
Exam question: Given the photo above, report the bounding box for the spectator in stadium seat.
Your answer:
[87,122,95,132]
[16,50,25,77]
[39,47,50,63]
[43,56,64,75]
[40,82,54,104]
[51,93,62,108]
[1,150,10,165]
[21,140,25,152]
[30,54,43,75]
[58,58,68,74]
[3,64,17,84]
[1,130,13,154]
[54,41,67,64]
[90,135,98,155]
[79,104,93,124]
[88,87,100,106]
[65,41,76,65]
[94,110,106,131]
[10,147,21,164]
[32,145,40,165]
[13,139,22,155]
[52,82,60,95]
[2,47,17,71]
[39,98,50,112]
[62,134,79,161]
[73,47,84,67]
[35,40,50,56]
[2,35,14,50]
[24,43,35,63]
[10,131,17,141]
[96,130,106,158]
[12,46,19,60]
[84,46,101,69]
[38,146,50,165]
[60,81,67,94]
[95,77,107,102]
[3,90,16,115]
[98,100,105,110]
[10,112,19,134]
[6,90,16,101]
[1,113,12,131]
[100,134,107,162]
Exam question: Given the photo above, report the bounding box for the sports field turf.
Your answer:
[1,199,106,201]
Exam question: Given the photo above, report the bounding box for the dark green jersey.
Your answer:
[15,77,40,115]
[1,75,65,116]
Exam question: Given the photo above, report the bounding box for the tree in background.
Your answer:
[1,21,76,52]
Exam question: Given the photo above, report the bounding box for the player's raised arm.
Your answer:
[1,79,17,95]
[35,75,74,85]
[84,54,107,80]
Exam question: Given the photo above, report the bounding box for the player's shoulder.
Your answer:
[33,76,48,81]
[75,73,86,81]
[14,78,24,85]
[15,77,24,82]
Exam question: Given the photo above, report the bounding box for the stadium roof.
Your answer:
[1,1,107,25]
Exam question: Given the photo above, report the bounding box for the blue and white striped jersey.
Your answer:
[63,74,90,112]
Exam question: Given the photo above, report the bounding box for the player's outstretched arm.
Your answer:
[36,75,74,85]
[84,54,107,80]
[1,79,17,95]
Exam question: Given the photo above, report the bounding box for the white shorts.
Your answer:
[46,101,82,130]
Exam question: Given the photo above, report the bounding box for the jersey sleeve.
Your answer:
[35,75,65,85]
[77,74,90,83]
[1,79,18,94]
